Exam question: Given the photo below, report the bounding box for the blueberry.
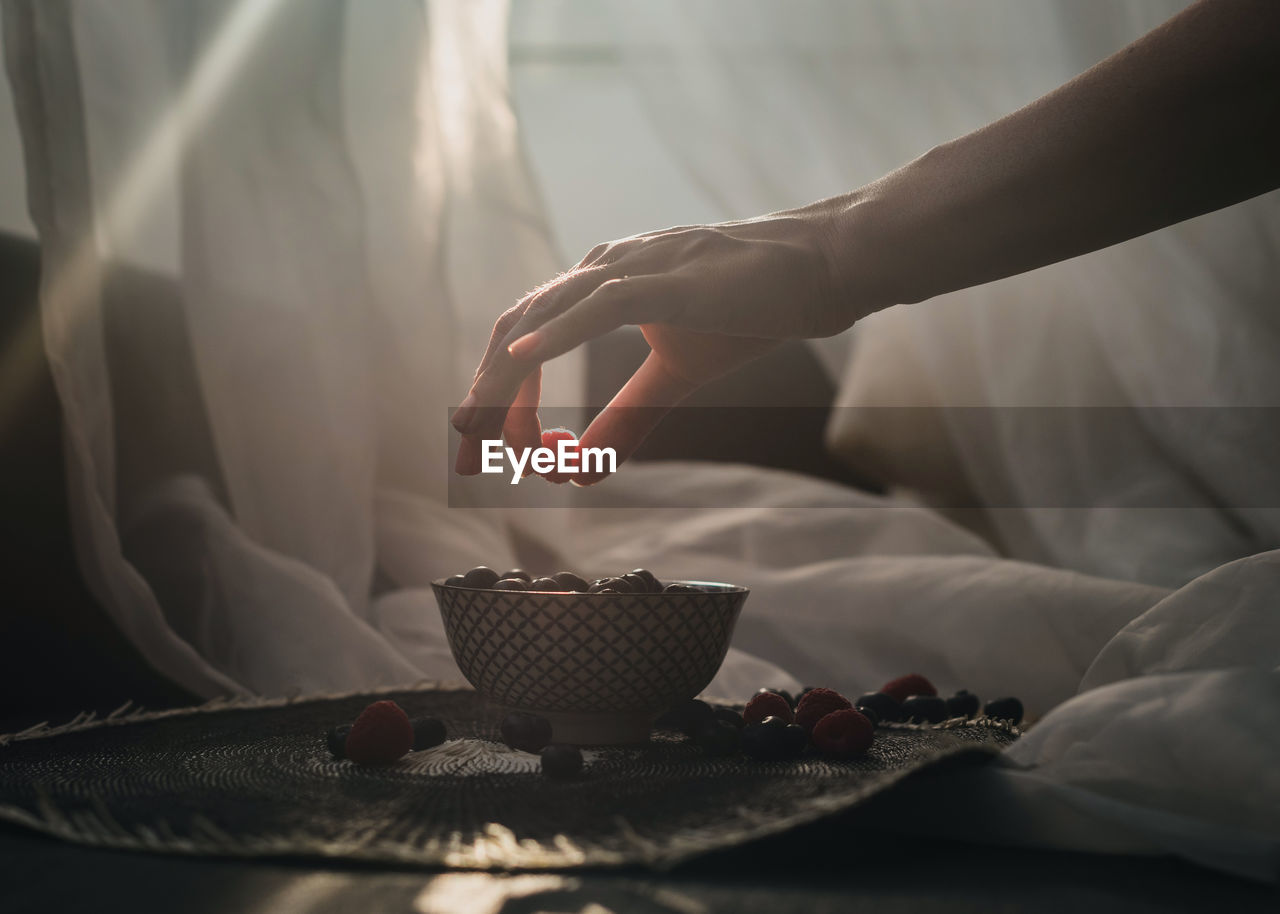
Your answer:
[527,577,559,592]
[662,583,702,594]
[714,707,745,730]
[492,578,529,591]
[444,574,467,587]
[901,694,948,724]
[540,744,584,779]
[621,572,654,593]
[500,712,553,752]
[856,705,881,727]
[628,568,662,591]
[461,566,500,589]
[503,569,533,582]
[696,720,743,757]
[410,717,446,751]
[587,579,616,593]
[757,687,796,709]
[855,692,902,724]
[325,724,351,758]
[742,715,805,760]
[984,696,1024,724]
[780,722,809,757]
[551,571,590,592]
[602,576,633,593]
[946,690,980,719]
[655,699,716,737]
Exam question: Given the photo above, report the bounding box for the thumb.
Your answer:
[572,351,697,486]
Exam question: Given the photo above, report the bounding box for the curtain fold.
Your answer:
[2,0,577,696]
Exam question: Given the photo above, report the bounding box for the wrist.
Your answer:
[805,172,933,327]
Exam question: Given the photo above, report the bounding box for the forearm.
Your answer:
[828,0,1280,310]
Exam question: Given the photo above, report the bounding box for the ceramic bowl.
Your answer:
[432,579,748,744]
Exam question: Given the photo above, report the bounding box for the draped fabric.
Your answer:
[6,0,1279,882]
[3,0,580,696]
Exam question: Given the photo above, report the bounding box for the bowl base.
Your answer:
[509,707,653,745]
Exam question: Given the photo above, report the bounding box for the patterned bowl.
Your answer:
[431,580,749,745]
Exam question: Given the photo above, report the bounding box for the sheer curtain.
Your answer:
[3,0,578,697]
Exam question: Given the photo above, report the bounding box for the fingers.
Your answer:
[456,368,541,478]
[572,351,697,485]
[505,274,675,367]
[503,366,542,458]
[452,265,633,438]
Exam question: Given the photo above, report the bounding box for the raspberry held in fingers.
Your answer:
[540,428,579,484]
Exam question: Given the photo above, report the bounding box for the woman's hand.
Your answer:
[451,203,867,481]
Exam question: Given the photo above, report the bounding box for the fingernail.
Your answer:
[507,331,543,360]
[451,393,478,431]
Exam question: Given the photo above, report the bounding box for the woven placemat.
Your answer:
[0,684,1019,870]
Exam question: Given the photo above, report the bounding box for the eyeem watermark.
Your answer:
[481,438,616,484]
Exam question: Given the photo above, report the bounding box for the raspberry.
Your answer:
[880,674,936,704]
[811,709,874,758]
[793,687,852,732]
[344,700,413,765]
[744,691,794,725]
[540,428,578,484]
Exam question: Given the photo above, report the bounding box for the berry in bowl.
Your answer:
[433,567,748,744]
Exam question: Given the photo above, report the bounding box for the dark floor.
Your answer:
[1,815,1275,914]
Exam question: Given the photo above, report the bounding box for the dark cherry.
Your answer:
[628,568,662,591]
[460,566,500,589]
[946,690,980,719]
[855,692,902,724]
[500,712,553,752]
[984,696,1024,724]
[620,572,654,593]
[552,571,590,592]
[696,720,743,757]
[325,725,351,759]
[410,717,446,751]
[900,694,948,724]
[713,707,745,730]
[540,744,584,779]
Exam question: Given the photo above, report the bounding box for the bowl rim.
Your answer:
[431,577,749,595]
